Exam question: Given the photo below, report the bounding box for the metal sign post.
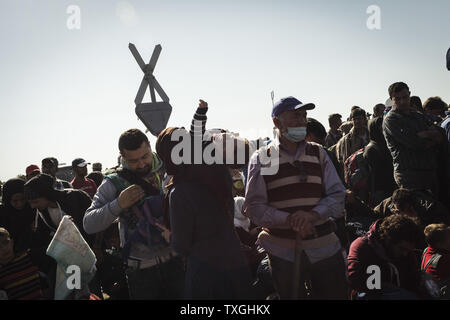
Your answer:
[129,43,172,136]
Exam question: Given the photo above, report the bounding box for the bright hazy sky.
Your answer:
[1,0,449,181]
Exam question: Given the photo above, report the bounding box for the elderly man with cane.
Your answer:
[243,96,348,299]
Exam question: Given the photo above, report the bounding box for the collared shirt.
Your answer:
[243,139,346,264]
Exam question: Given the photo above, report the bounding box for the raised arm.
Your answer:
[190,99,208,137]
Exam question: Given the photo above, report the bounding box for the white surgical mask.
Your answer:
[284,127,307,142]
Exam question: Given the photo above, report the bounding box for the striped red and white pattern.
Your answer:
[0,252,44,300]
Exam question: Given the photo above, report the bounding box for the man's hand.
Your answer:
[286,210,321,239]
[199,99,208,109]
[155,222,171,243]
[117,184,145,210]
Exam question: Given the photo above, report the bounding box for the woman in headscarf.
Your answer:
[363,116,397,206]
[156,126,253,300]
[0,178,36,253]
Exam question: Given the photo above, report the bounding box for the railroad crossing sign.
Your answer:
[129,43,172,136]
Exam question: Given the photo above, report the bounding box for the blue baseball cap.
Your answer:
[271,96,315,118]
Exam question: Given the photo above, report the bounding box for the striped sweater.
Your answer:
[263,143,326,239]
[190,106,208,137]
[0,252,44,300]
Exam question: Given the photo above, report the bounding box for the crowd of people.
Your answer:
[1,82,450,300]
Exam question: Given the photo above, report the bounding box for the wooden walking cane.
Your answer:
[292,231,302,299]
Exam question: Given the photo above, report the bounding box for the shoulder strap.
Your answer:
[429,253,443,269]
[422,248,443,271]
[105,173,129,196]
[421,247,429,270]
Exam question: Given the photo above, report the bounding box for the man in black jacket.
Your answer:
[383,82,445,198]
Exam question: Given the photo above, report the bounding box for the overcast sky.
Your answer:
[0,0,449,181]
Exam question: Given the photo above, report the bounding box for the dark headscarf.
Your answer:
[1,178,36,253]
[156,126,186,176]
[2,178,26,210]
[368,116,386,146]
[156,127,234,229]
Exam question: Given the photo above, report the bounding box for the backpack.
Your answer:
[344,147,370,192]
[420,248,450,299]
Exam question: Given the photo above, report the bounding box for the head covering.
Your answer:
[24,173,60,201]
[72,158,90,168]
[368,116,386,145]
[26,165,40,177]
[272,96,315,118]
[2,179,26,209]
[156,127,186,176]
[2,179,36,251]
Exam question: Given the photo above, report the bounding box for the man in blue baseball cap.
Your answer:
[271,96,315,151]
[243,96,348,299]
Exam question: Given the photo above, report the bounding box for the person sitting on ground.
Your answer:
[374,188,450,227]
[347,214,423,300]
[421,223,450,286]
[0,227,46,300]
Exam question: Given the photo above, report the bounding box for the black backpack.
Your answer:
[420,248,450,299]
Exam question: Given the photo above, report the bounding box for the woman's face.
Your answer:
[10,193,27,210]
